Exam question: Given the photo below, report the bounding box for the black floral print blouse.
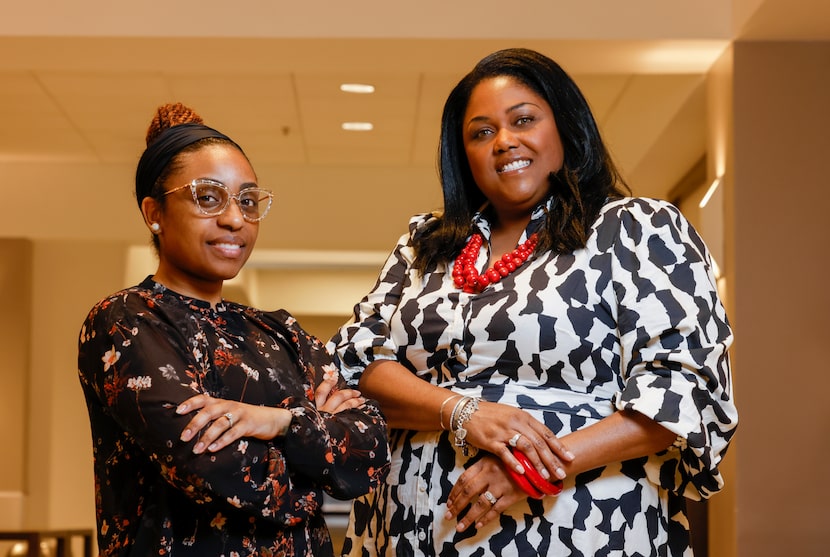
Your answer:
[77,277,389,557]
[330,197,737,557]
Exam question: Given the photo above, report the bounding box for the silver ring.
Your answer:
[482,490,498,506]
[223,412,234,428]
[508,433,522,447]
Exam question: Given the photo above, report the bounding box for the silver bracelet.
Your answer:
[439,394,461,430]
[452,397,480,456]
[449,396,469,435]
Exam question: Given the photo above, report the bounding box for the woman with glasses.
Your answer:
[77,102,389,557]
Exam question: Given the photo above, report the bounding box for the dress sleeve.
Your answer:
[259,310,390,501]
[328,213,432,386]
[605,198,738,500]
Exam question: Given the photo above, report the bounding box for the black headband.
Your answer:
[134,122,241,208]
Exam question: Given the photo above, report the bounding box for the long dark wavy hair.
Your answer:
[412,48,630,272]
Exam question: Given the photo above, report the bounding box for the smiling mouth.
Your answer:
[212,242,243,251]
[498,159,531,173]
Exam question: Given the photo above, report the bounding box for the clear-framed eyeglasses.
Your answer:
[162,179,274,222]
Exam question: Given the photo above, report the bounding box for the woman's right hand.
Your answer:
[444,453,528,532]
[458,400,574,482]
[314,374,366,414]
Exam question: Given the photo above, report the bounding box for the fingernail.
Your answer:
[515,464,525,474]
[444,511,452,520]
[540,468,551,480]
[193,442,204,454]
[180,428,192,441]
[176,404,187,414]
[565,451,576,460]
[555,467,566,479]
[208,443,217,451]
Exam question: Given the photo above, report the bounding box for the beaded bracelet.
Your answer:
[452,397,480,456]
[439,394,461,430]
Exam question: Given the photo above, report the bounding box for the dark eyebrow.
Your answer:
[466,101,542,124]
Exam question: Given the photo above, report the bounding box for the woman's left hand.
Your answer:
[176,395,292,454]
[444,453,527,533]
[460,400,574,482]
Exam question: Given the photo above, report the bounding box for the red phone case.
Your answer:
[510,447,564,496]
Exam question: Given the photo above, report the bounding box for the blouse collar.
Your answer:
[471,194,553,241]
[140,276,227,312]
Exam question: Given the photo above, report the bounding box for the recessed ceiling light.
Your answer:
[342,122,374,131]
[340,83,375,94]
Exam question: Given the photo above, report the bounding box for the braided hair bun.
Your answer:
[145,102,205,146]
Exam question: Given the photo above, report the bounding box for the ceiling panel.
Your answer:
[411,73,464,165]
[297,73,421,166]
[574,74,632,126]
[600,74,706,177]
[238,130,307,166]
[0,72,94,161]
[168,73,298,128]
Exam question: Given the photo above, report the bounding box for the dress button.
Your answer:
[418,531,426,541]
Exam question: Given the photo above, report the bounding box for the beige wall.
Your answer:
[704,46,739,557]
[0,240,127,554]
[0,240,32,524]
[731,41,830,556]
[27,241,127,527]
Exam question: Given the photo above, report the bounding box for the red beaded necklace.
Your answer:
[452,232,539,293]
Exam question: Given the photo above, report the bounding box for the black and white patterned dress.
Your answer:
[330,197,737,557]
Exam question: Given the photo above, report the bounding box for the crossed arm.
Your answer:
[176,374,366,453]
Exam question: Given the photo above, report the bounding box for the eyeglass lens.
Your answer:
[193,183,271,220]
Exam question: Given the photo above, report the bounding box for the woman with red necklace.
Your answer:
[329,48,737,556]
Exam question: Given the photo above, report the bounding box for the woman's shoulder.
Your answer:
[84,279,163,322]
[590,197,692,249]
[601,196,680,215]
[597,197,687,230]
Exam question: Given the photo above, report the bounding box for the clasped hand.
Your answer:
[445,400,574,532]
[175,375,365,454]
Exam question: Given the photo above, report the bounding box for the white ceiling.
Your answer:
[0,0,827,258]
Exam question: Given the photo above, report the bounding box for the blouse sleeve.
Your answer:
[78,291,387,526]
[328,213,433,386]
[605,198,738,500]
[258,309,390,501]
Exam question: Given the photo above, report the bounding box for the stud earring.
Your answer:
[150,223,160,233]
